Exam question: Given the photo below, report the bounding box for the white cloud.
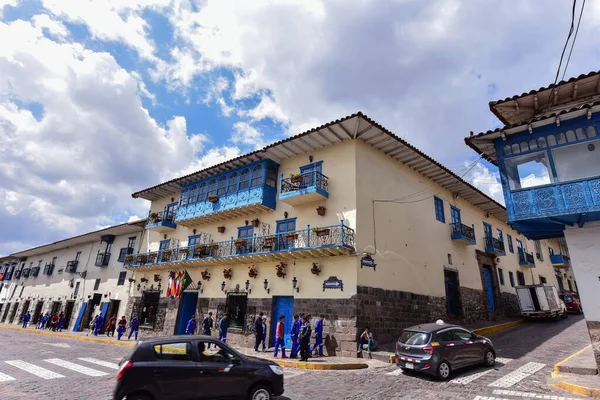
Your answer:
[239,93,289,125]
[231,121,265,149]
[32,14,68,38]
[177,146,242,176]
[464,162,505,205]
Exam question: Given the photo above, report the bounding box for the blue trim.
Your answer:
[73,303,87,332]
[507,234,514,253]
[300,161,323,174]
[434,196,445,223]
[498,268,505,286]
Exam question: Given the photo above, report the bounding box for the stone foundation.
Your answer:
[460,286,489,323]
[587,320,600,371]
[499,292,521,317]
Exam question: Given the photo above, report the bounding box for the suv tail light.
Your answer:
[116,360,133,381]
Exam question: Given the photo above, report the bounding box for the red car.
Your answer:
[559,293,583,314]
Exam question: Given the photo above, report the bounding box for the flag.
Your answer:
[174,271,183,298]
[179,270,193,296]
[166,271,174,297]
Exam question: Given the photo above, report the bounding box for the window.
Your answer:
[266,165,277,188]
[549,247,554,255]
[208,179,217,196]
[517,271,525,286]
[552,139,600,183]
[93,279,100,291]
[509,271,515,287]
[434,197,445,223]
[217,176,227,196]
[188,235,201,247]
[239,168,250,190]
[516,239,523,253]
[74,282,80,297]
[227,172,238,193]
[534,240,543,260]
[140,291,160,327]
[498,268,505,285]
[496,229,504,243]
[451,329,475,342]
[507,234,514,253]
[153,342,192,361]
[52,256,57,265]
[180,187,189,206]
[250,165,262,186]
[225,293,248,329]
[198,183,207,201]
[188,185,198,204]
[198,341,235,363]
[75,252,82,261]
[447,253,452,265]
[539,276,547,284]
[117,271,127,286]
[399,331,430,345]
[504,151,552,190]
[128,237,136,249]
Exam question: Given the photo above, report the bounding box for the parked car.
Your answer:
[516,284,565,320]
[395,321,496,380]
[559,292,583,314]
[113,335,284,400]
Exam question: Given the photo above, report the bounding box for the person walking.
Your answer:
[218,313,229,343]
[310,314,325,357]
[299,314,312,362]
[273,315,287,359]
[41,313,49,329]
[261,316,268,352]
[106,315,117,337]
[289,315,300,359]
[57,312,65,332]
[117,316,127,340]
[22,311,30,329]
[185,315,196,335]
[201,312,214,336]
[93,314,103,336]
[128,315,140,340]
[253,312,264,352]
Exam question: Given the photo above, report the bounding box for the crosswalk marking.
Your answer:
[451,358,513,384]
[488,362,545,388]
[44,359,108,377]
[42,342,71,348]
[5,360,65,380]
[78,358,119,370]
[0,371,16,382]
[492,389,580,399]
[495,357,512,364]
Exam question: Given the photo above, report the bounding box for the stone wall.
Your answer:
[460,286,488,323]
[499,292,520,317]
[587,320,600,371]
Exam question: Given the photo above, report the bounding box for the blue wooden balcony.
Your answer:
[279,171,329,206]
[484,236,506,256]
[95,253,110,267]
[126,222,355,269]
[450,223,476,245]
[518,250,536,267]
[550,253,570,268]
[147,210,177,233]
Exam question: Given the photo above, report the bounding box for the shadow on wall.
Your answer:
[325,334,339,356]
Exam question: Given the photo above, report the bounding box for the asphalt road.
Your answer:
[0,314,590,399]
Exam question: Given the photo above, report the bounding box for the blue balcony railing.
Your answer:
[95,253,110,267]
[147,210,177,231]
[550,253,570,267]
[519,250,536,267]
[450,223,476,244]
[485,236,506,256]
[127,222,355,268]
[279,171,329,205]
[118,247,134,262]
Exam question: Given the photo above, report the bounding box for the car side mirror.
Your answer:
[231,357,241,365]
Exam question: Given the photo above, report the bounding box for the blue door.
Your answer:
[175,292,198,335]
[444,272,458,317]
[237,226,254,254]
[100,302,110,333]
[73,303,87,332]
[276,219,296,250]
[272,296,294,348]
[483,267,496,311]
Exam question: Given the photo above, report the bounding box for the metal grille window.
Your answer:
[225,293,248,330]
[117,271,127,286]
[93,279,100,291]
[434,197,445,223]
[534,240,543,260]
[140,291,160,327]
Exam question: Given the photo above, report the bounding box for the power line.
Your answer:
[561,0,586,82]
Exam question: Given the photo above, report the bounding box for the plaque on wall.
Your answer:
[360,254,376,270]
[323,276,343,291]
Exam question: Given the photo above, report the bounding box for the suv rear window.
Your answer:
[398,331,430,345]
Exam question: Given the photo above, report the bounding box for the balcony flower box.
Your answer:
[223,268,232,280]
[217,226,226,234]
[290,173,303,184]
[208,195,219,203]
[316,206,326,216]
[148,253,157,262]
[251,218,260,228]
[178,248,188,254]
[275,262,287,278]
[313,227,330,237]
[137,255,148,264]
[162,249,172,256]
[285,233,298,241]
[311,263,321,275]
[125,254,134,262]
[193,245,208,257]
[234,239,246,248]
[149,212,160,223]
[208,243,220,251]
[201,269,211,281]
[248,265,258,278]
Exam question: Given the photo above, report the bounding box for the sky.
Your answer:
[1,0,600,256]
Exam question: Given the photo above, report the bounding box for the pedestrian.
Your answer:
[128,315,140,340]
[310,314,325,357]
[50,313,59,331]
[254,312,264,352]
[117,316,127,340]
[273,315,287,359]
[57,312,65,332]
[93,314,103,336]
[39,313,48,329]
[299,314,312,362]
[261,316,268,352]
[185,315,196,335]
[22,311,30,329]
[218,313,229,343]
[357,327,375,358]
[201,312,214,348]
[106,314,117,337]
[86,317,96,336]
[290,315,300,359]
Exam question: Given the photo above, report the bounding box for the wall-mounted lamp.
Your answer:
[87,295,92,300]
[292,276,299,293]
[284,211,288,219]
[221,281,226,292]
[157,282,162,293]
[309,155,313,162]
[193,229,197,235]
[163,234,167,240]
[245,280,251,294]
[245,220,249,226]
[104,292,111,298]
[171,197,175,202]
[263,279,270,294]
[564,273,568,278]
[197,280,203,294]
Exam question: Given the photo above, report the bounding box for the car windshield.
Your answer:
[398,331,430,345]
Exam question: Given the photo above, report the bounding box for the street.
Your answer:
[0,315,590,400]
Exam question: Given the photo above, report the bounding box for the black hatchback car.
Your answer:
[114,335,284,400]
[395,322,496,380]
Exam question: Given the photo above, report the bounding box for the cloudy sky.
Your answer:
[1,0,599,255]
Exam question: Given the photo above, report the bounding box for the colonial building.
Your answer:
[0,220,145,331]
[126,112,575,357]
[465,70,600,370]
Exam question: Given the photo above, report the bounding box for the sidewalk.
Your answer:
[551,344,600,398]
[0,323,136,346]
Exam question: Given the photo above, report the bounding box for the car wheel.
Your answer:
[248,385,271,400]
[437,361,451,380]
[484,349,495,367]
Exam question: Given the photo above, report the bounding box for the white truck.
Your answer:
[515,284,566,320]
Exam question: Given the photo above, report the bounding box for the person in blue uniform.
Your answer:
[218,313,229,342]
[117,316,127,340]
[39,313,48,329]
[310,314,325,356]
[128,315,140,340]
[22,311,30,328]
[185,315,196,335]
[93,314,103,336]
[289,315,300,358]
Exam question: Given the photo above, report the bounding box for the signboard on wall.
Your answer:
[361,254,376,270]
[323,276,343,291]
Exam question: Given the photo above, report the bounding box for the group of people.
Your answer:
[21,311,66,332]
[87,314,141,340]
[185,312,230,343]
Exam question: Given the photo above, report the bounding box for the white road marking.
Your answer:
[0,371,16,382]
[44,359,108,377]
[488,362,546,388]
[474,397,512,400]
[42,343,71,348]
[386,368,404,376]
[451,358,513,384]
[78,358,119,370]
[492,389,580,399]
[5,360,65,380]
[283,370,305,379]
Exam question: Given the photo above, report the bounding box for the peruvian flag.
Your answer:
[173,271,181,298]
[176,271,185,297]
[166,271,174,297]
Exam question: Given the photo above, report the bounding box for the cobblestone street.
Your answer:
[0,315,590,399]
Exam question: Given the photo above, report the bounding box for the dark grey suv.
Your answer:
[395,322,496,380]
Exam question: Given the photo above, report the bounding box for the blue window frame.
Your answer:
[496,229,503,243]
[434,197,445,223]
[498,268,505,285]
[299,161,322,174]
[266,165,277,188]
[276,218,297,250]
[198,182,207,201]
[251,165,263,187]
[516,239,524,253]
[450,206,461,225]
[239,168,250,190]
[509,271,515,287]
[507,234,514,253]
[227,172,238,193]
[188,235,201,247]
[237,226,254,254]
[217,176,227,196]
[483,222,492,239]
[159,240,170,251]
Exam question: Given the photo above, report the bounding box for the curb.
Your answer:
[553,344,595,374]
[273,359,368,370]
[0,325,135,347]
[554,381,600,398]
[471,320,524,337]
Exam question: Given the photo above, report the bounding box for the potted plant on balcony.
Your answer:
[137,254,148,264]
[223,268,232,280]
[162,249,172,257]
[234,238,246,248]
[316,206,326,216]
[125,254,134,263]
[285,232,298,241]
[251,218,260,227]
[193,244,207,257]
[148,252,158,262]
[208,195,219,203]
[312,226,330,237]
[208,242,220,252]
[290,173,303,184]
[248,265,258,278]
[179,247,188,254]
[140,277,149,283]
[201,269,211,281]
[217,226,226,234]
[275,262,287,278]
[149,212,160,223]
[311,263,321,276]
[264,235,277,245]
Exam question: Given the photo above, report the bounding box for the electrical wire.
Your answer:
[561,0,586,82]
